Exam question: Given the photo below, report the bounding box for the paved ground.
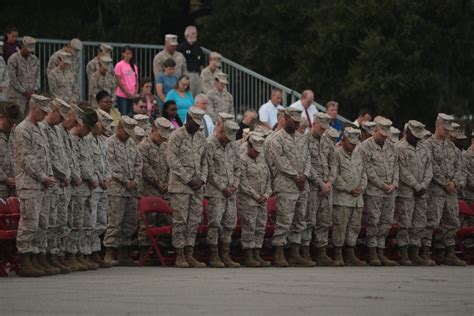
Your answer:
[1,266,473,315]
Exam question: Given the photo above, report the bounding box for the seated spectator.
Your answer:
[258,88,284,129]
[139,77,159,119]
[236,109,258,140]
[289,90,317,127]
[96,90,121,125]
[2,26,19,63]
[165,74,194,123]
[162,100,183,129]
[326,101,344,141]
[128,96,147,117]
[155,58,177,106]
[353,108,372,127]
[194,93,214,137]
[201,52,222,94]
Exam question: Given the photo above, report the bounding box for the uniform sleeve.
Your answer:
[133,147,143,184]
[421,151,433,189]
[34,59,40,91]
[206,142,227,191]
[238,157,260,201]
[46,55,57,76]
[14,128,48,183]
[48,71,59,98]
[199,140,208,183]
[7,57,25,94]
[0,59,9,88]
[107,140,127,184]
[153,55,162,79]
[206,92,217,122]
[398,147,422,192]
[332,153,351,193]
[139,144,160,187]
[359,164,368,191]
[79,139,97,182]
[0,137,9,182]
[166,132,193,185]
[392,147,399,188]
[269,136,298,178]
[426,140,449,187]
[302,142,312,178]
[360,143,386,190]
[232,144,241,188]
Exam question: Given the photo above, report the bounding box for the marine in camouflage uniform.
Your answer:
[88,56,116,108]
[206,72,234,123]
[47,52,79,103]
[462,133,474,226]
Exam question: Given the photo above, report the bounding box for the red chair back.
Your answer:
[6,197,20,214]
[267,196,277,225]
[459,200,474,217]
[139,196,172,216]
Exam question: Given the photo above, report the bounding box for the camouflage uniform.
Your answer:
[462,148,474,226]
[7,52,40,113]
[137,137,169,246]
[331,146,367,247]
[238,151,272,249]
[86,58,114,81]
[200,66,218,94]
[14,117,52,254]
[88,70,116,107]
[206,88,234,122]
[48,66,79,103]
[395,139,433,247]
[205,135,241,245]
[47,49,80,93]
[0,128,15,199]
[269,129,311,246]
[359,137,399,248]
[152,50,187,78]
[422,136,463,248]
[0,56,8,100]
[167,126,207,249]
[103,135,142,248]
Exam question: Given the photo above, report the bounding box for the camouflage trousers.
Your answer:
[206,196,237,246]
[188,72,202,97]
[89,191,108,253]
[365,195,395,248]
[103,196,138,248]
[138,194,171,246]
[0,184,15,201]
[272,191,308,247]
[170,191,203,249]
[238,198,267,249]
[332,205,363,247]
[302,188,332,247]
[394,196,427,247]
[422,193,459,248]
[16,189,49,254]
[64,194,89,254]
[46,188,69,255]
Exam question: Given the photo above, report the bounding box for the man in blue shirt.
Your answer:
[326,101,344,141]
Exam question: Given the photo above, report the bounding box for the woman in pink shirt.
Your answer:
[114,46,138,114]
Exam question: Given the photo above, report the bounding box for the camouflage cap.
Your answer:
[344,127,361,145]
[70,38,83,50]
[133,114,150,127]
[249,134,265,153]
[215,72,229,84]
[30,94,51,112]
[23,36,36,53]
[253,124,272,137]
[134,126,146,137]
[154,117,172,139]
[0,101,23,123]
[390,127,400,142]
[218,112,234,122]
[423,129,432,138]
[315,112,331,129]
[361,121,376,135]
[406,120,426,139]
[120,116,137,136]
[70,103,83,124]
[326,126,341,140]
[59,51,73,64]
[451,122,461,132]
[436,113,454,131]
[285,107,303,122]
[376,117,393,137]
[277,108,286,118]
[99,55,113,65]
[98,109,113,131]
[99,43,113,54]
[242,128,250,139]
[188,106,205,126]
[52,98,71,119]
[223,120,240,141]
[80,108,99,128]
[165,34,178,45]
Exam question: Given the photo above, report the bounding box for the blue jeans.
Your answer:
[117,96,133,115]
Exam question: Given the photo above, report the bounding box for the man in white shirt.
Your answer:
[194,93,214,137]
[352,108,372,127]
[258,88,284,129]
[289,90,317,129]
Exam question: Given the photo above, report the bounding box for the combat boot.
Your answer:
[117,247,137,266]
[209,245,225,268]
[37,253,60,275]
[30,253,46,273]
[243,248,260,267]
[253,248,271,267]
[433,248,446,265]
[397,246,412,266]
[273,246,289,267]
[314,246,334,266]
[103,247,118,266]
[75,254,90,271]
[444,246,466,266]
[91,252,112,268]
[377,248,399,266]
[408,246,427,266]
[343,247,367,266]
[420,246,436,266]
[84,255,100,270]
[64,253,80,272]
[48,254,71,274]
[332,247,344,266]
[184,246,206,268]
[57,255,71,270]
[175,248,190,268]
[18,253,44,277]
[368,247,381,266]
[220,243,240,268]
[301,245,312,262]
[287,244,315,267]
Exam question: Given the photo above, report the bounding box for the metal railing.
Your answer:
[32,38,349,122]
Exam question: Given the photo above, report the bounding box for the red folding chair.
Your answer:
[456,200,474,264]
[459,200,474,217]
[138,196,172,267]
[197,199,209,235]
[265,196,277,237]
[0,198,20,276]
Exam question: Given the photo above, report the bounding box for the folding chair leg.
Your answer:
[150,237,166,266]
[0,263,8,277]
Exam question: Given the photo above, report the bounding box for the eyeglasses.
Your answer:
[144,85,152,89]
[139,106,146,109]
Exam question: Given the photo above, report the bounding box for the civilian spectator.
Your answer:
[258,88,284,129]
[177,25,205,96]
[236,109,258,140]
[201,52,222,94]
[289,90,317,127]
[96,90,121,124]
[165,74,194,123]
[194,93,214,137]
[128,96,147,117]
[139,77,159,119]
[2,26,19,63]
[326,101,344,133]
[162,100,183,129]
[353,108,372,127]
[88,56,115,107]
[155,58,177,106]
[206,72,234,122]
[115,45,138,115]
[153,34,187,78]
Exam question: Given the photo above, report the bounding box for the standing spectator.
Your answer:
[7,36,40,114]
[206,72,234,123]
[162,100,183,130]
[0,41,9,100]
[177,26,205,96]
[114,46,138,115]
[165,74,194,123]
[47,39,82,97]
[47,52,79,103]
[96,90,121,125]
[194,93,214,137]
[86,43,113,80]
[88,56,115,107]
[258,88,283,130]
[353,108,372,127]
[236,109,258,140]
[155,58,178,107]
[153,34,187,78]
[2,26,19,63]
[201,52,222,94]
[139,77,159,119]
[289,90,317,127]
